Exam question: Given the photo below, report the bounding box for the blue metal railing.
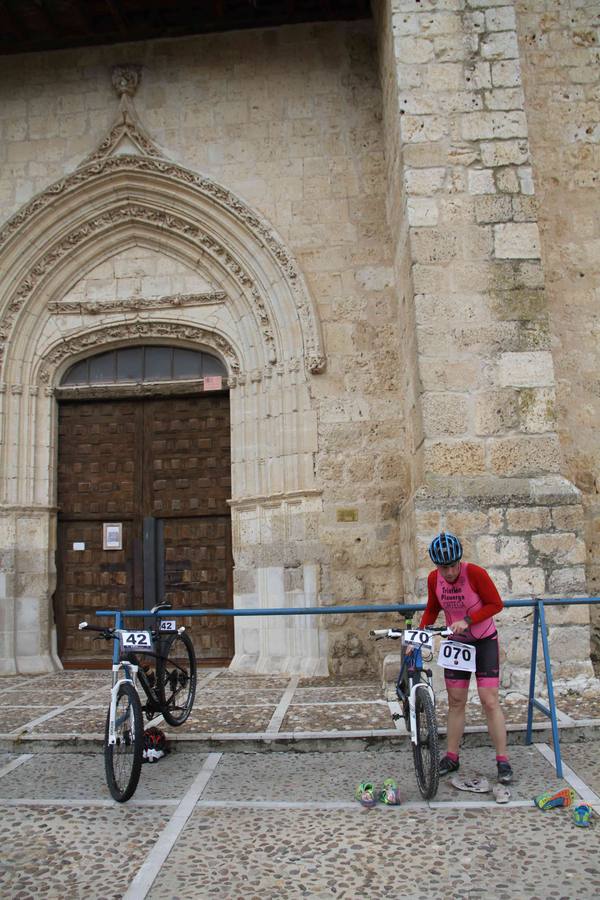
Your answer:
[98,596,600,778]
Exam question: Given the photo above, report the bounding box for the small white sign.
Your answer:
[73,542,85,551]
[203,375,223,391]
[437,640,477,673]
[103,522,123,550]
[159,619,177,632]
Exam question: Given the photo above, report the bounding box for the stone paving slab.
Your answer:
[0,709,58,732]
[0,805,172,900]
[201,745,568,805]
[175,705,277,733]
[562,743,600,796]
[1,743,599,899]
[194,689,286,706]
[26,708,107,734]
[147,805,600,900]
[282,701,393,732]
[0,751,210,802]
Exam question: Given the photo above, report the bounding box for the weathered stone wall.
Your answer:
[373,0,595,685]
[516,0,600,671]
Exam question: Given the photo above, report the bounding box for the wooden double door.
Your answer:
[54,393,233,666]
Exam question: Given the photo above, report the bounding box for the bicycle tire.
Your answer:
[156,630,197,726]
[412,687,440,800]
[104,681,143,803]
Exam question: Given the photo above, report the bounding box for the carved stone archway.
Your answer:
[0,69,327,675]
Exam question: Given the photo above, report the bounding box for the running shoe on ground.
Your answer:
[355,782,377,808]
[573,803,594,827]
[379,778,401,805]
[439,756,460,776]
[533,788,576,810]
[497,761,513,784]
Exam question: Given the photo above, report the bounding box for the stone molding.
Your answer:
[0,202,275,369]
[35,320,241,384]
[47,291,227,315]
[0,155,326,375]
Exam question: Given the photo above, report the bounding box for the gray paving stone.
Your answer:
[0,750,209,801]
[147,805,600,900]
[0,805,171,899]
[202,745,569,805]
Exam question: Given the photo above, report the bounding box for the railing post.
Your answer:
[526,601,540,745]
[112,611,122,666]
[537,600,563,778]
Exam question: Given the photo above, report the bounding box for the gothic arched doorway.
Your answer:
[53,345,233,667]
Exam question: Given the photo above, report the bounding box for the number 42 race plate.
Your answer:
[120,630,153,651]
[437,640,476,673]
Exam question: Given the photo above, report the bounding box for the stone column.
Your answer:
[0,508,59,675]
[375,0,594,686]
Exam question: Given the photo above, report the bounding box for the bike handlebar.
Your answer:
[79,622,114,638]
[369,626,454,639]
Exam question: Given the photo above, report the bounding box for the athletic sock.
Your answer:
[446,751,459,762]
[496,755,509,763]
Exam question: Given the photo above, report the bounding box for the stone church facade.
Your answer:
[0,1,598,689]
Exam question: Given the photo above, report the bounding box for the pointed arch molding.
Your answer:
[36,321,241,386]
[0,155,326,378]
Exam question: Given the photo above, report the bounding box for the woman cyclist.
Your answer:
[419,531,513,785]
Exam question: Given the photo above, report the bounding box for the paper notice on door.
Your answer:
[203,376,223,390]
[73,542,85,551]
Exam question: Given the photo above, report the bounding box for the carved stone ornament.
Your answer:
[36,321,241,385]
[0,202,275,365]
[48,291,227,315]
[0,156,326,374]
[112,65,142,98]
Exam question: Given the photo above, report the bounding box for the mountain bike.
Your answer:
[79,602,197,802]
[371,622,452,800]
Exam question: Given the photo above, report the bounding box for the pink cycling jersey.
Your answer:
[421,562,503,641]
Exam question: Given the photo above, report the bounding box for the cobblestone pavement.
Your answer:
[0,670,599,898]
[1,668,599,745]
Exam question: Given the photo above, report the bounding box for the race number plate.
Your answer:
[120,630,153,651]
[403,628,434,650]
[159,619,177,632]
[437,640,476,673]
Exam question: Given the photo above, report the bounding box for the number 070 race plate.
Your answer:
[437,640,476,672]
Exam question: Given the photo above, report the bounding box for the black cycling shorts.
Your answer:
[443,633,500,688]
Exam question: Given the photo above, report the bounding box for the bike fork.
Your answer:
[107,663,138,746]
[408,681,434,745]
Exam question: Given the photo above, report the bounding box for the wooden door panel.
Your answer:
[145,395,231,518]
[57,519,135,662]
[162,515,233,661]
[56,392,233,666]
[58,401,139,517]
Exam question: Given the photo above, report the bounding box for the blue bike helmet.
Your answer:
[428,531,463,566]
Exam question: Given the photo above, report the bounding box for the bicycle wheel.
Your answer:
[104,681,143,803]
[412,687,440,800]
[156,630,197,726]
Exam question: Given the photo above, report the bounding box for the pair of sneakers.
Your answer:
[439,755,514,784]
[355,779,401,808]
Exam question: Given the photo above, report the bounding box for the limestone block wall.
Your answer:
[374,0,594,684]
[515,0,600,670]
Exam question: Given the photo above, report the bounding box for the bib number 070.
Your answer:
[437,640,476,673]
